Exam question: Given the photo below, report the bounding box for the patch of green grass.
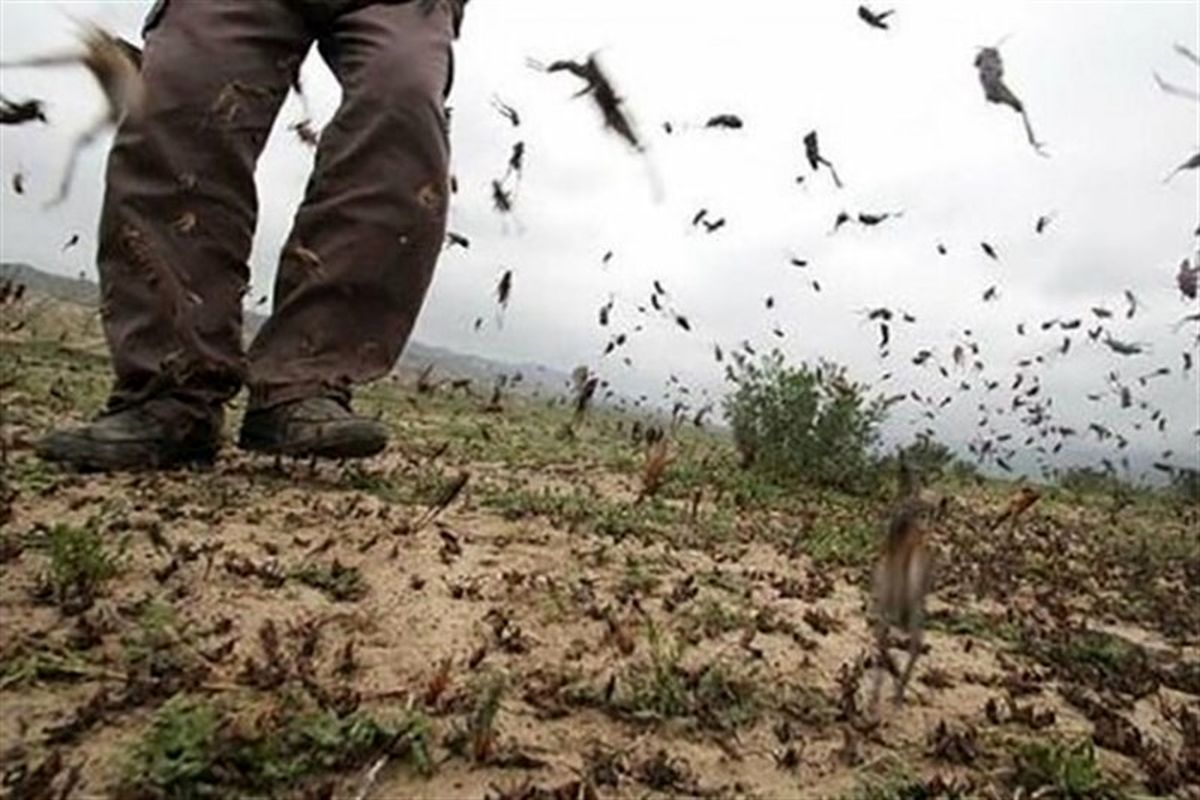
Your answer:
[1062,631,1139,672]
[846,772,943,800]
[120,693,434,798]
[290,560,368,602]
[1021,628,1156,696]
[709,464,788,512]
[121,598,203,689]
[480,485,675,543]
[840,751,978,799]
[690,661,761,730]
[0,645,97,690]
[343,463,462,508]
[41,520,122,612]
[777,682,836,727]
[247,706,433,785]
[445,672,505,763]
[676,597,746,641]
[483,485,594,526]
[801,517,877,568]
[618,555,662,599]
[614,622,760,731]
[593,502,664,540]
[0,344,111,438]
[695,568,751,596]
[122,694,220,795]
[1009,738,1120,799]
[6,457,62,495]
[658,455,710,500]
[926,609,1018,643]
[619,621,688,720]
[406,397,636,471]
[1105,523,1200,574]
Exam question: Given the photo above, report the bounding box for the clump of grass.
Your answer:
[290,559,368,602]
[658,455,708,500]
[484,486,596,527]
[801,518,876,568]
[8,458,61,496]
[1009,738,1119,799]
[777,682,836,727]
[617,555,661,599]
[121,694,219,795]
[481,485,673,542]
[842,756,978,799]
[344,463,462,508]
[0,645,96,690]
[676,597,746,641]
[248,706,433,784]
[690,661,761,730]
[847,774,932,800]
[593,502,662,541]
[122,599,205,694]
[925,609,1018,643]
[343,466,404,502]
[615,622,760,731]
[120,693,434,798]
[708,463,787,511]
[41,521,122,612]
[1021,628,1156,697]
[1060,631,1141,672]
[445,673,505,764]
[620,623,688,720]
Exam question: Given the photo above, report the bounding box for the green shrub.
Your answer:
[893,433,955,483]
[722,350,885,495]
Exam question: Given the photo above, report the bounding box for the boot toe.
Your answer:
[237,399,388,459]
[37,402,220,472]
[313,419,388,459]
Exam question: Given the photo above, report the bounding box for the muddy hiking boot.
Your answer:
[37,398,222,472]
[237,396,388,459]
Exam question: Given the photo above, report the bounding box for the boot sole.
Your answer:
[37,437,218,473]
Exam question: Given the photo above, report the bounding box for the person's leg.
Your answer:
[239,0,455,458]
[893,616,924,704]
[39,0,312,470]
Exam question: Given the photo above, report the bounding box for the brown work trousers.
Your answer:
[97,0,456,419]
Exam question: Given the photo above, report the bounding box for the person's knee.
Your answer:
[356,47,450,128]
[361,70,450,209]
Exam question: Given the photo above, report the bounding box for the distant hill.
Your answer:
[2,261,100,306]
[1,262,571,393]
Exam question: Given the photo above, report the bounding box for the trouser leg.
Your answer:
[246,0,456,409]
[98,0,312,417]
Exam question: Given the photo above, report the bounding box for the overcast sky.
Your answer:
[1,0,1198,481]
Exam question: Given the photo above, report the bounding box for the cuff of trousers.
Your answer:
[108,373,241,422]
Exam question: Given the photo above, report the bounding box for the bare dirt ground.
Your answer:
[1,298,1198,799]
